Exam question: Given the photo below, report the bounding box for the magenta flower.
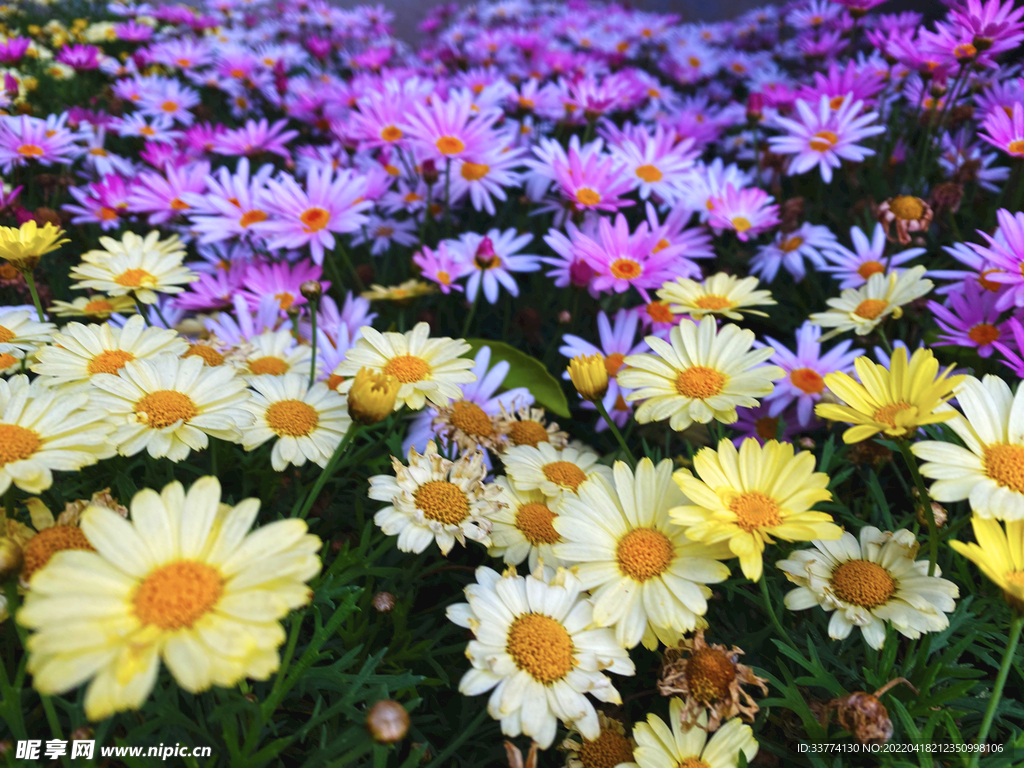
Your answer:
[967,208,1024,311]
[929,279,1010,358]
[980,101,1024,158]
[413,242,470,294]
[55,44,102,71]
[404,91,501,162]
[256,165,371,264]
[0,38,30,65]
[174,269,246,312]
[183,158,274,244]
[213,118,299,160]
[949,0,1024,56]
[707,183,780,241]
[127,161,210,225]
[237,260,328,313]
[63,175,133,230]
[993,317,1024,377]
[113,20,153,41]
[0,115,81,171]
[551,142,634,213]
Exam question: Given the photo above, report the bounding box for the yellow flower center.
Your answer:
[450,401,493,438]
[414,480,469,525]
[21,525,95,582]
[249,356,290,375]
[854,298,888,320]
[0,353,17,369]
[635,164,662,182]
[968,323,1000,345]
[184,345,225,366]
[90,147,109,156]
[83,298,114,314]
[616,527,673,581]
[685,647,736,702]
[266,399,319,437]
[460,162,489,181]
[300,207,330,232]
[830,559,896,607]
[1008,140,1024,155]
[677,760,710,768]
[675,366,725,399]
[18,144,44,157]
[134,390,198,429]
[873,401,912,428]
[114,268,158,288]
[576,728,635,768]
[435,136,465,155]
[0,423,41,465]
[380,125,402,142]
[515,502,559,545]
[694,294,734,311]
[576,188,601,206]
[604,352,625,377]
[239,209,267,227]
[87,349,136,375]
[0,326,14,343]
[729,491,782,532]
[542,460,587,491]
[857,260,885,280]
[979,269,1003,292]
[170,198,189,211]
[652,238,671,254]
[791,367,825,394]
[647,301,674,323]
[326,373,345,391]
[889,195,925,220]
[983,443,1024,494]
[780,236,804,252]
[134,560,224,630]
[829,95,846,109]
[383,354,429,383]
[808,130,838,152]
[505,613,574,684]
[731,216,752,232]
[274,291,294,311]
[508,420,549,447]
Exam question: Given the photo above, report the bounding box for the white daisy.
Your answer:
[368,442,499,555]
[242,373,351,471]
[0,309,56,358]
[554,458,732,649]
[69,230,197,304]
[501,442,613,502]
[777,526,959,649]
[446,564,635,749]
[657,273,776,321]
[809,265,932,340]
[487,476,565,571]
[232,328,313,379]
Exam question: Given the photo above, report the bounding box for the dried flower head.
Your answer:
[823,678,917,745]
[366,700,410,744]
[432,399,509,453]
[658,630,768,732]
[559,712,637,768]
[877,195,933,245]
[494,405,568,451]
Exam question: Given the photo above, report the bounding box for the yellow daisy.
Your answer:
[360,279,437,302]
[69,230,197,304]
[89,354,252,461]
[809,265,932,340]
[0,220,68,272]
[18,476,321,721]
[242,373,351,471]
[815,346,963,443]
[0,374,114,496]
[657,273,776,321]
[554,458,732,649]
[49,294,137,319]
[671,437,842,581]
[632,702,758,768]
[335,322,476,411]
[32,314,188,388]
[618,317,783,432]
[950,516,1024,612]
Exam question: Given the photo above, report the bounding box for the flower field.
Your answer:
[1,0,1024,765]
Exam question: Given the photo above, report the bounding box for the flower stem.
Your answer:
[133,295,151,325]
[461,290,479,338]
[308,294,319,388]
[23,271,45,321]
[759,573,800,652]
[970,613,1024,768]
[594,398,636,468]
[294,424,361,519]
[898,439,938,576]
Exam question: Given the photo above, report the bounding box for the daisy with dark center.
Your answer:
[503,442,613,501]
[671,437,841,581]
[369,442,499,555]
[777,526,958,649]
[559,712,638,768]
[631,702,758,768]
[815,346,963,443]
[819,223,926,289]
[488,476,565,570]
[658,273,776,322]
[242,373,351,471]
[658,630,768,731]
[810,265,934,340]
[554,458,733,650]
[446,565,635,749]
[495,405,569,451]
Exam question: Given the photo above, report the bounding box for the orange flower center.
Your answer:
[383,354,429,383]
[808,130,838,152]
[450,401,494,438]
[0,353,17,369]
[17,144,44,157]
[576,728,636,768]
[983,443,1024,494]
[873,401,912,428]
[780,236,804,252]
[675,366,725,399]
[0,326,14,344]
[460,162,489,181]
[134,390,198,429]
[576,188,601,206]
[183,345,225,366]
[542,460,587,491]
[87,349,136,375]
[380,125,402,142]
[239,209,267,227]
[1008,140,1024,155]
[300,207,330,232]
[114,268,158,288]
[83,298,115,315]
[266,399,319,437]
[515,502,560,545]
[414,480,469,524]
[830,559,896,607]
[22,525,95,582]
[694,294,733,311]
[169,198,189,211]
[249,356,290,375]
[854,299,888,320]
[686,647,737,702]
[616,527,673,581]
[99,206,118,221]
[435,136,465,155]
[604,352,625,377]
[646,301,673,323]
[729,491,782,532]
[506,613,574,683]
[161,100,179,112]
[635,164,662,182]
[790,367,825,394]
[968,323,1000,345]
[0,423,40,465]
[731,216,752,232]
[134,560,224,629]
[610,258,641,280]
[979,269,1003,292]
[857,260,885,279]
[652,238,671,253]
[508,420,549,447]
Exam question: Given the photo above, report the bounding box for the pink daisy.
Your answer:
[980,101,1024,158]
[127,161,210,225]
[183,157,274,244]
[63,175,133,230]
[929,279,1010,358]
[551,141,634,213]
[55,44,103,71]
[0,115,80,171]
[706,183,780,241]
[966,209,1024,311]
[403,91,501,162]
[213,118,299,159]
[413,241,470,294]
[237,260,328,313]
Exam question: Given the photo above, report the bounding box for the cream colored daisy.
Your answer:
[230,329,313,379]
[671,438,842,581]
[19,476,321,721]
[89,354,252,461]
[495,405,569,450]
[618,317,783,432]
[502,442,613,501]
[632,703,758,768]
[913,374,1024,521]
[368,441,500,555]
[777,526,959,649]
[554,459,732,650]
[559,711,638,768]
[360,279,437,302]
[69,230,197,304]
[336,322,476,411]
[0,308,56,358]
[446,564,635,749]
[488,476,565,570]
[49,294,137,319]
[0,374,114,496]
[242,373,351,471]
[658,273,776,321]
[0,352,22,375]
[809,265,932,340]
[32,314,188,388]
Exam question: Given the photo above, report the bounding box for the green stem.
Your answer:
[308,294,320,388]
[151,300,172,329]
[294,425,361,519]
[969,613,1024,768]
[23,271,46,321]
[336,244,364,292]
[759,572,800,652]
[443,159,452,236]
[133,295,151,325]
[594,398,636,468]
[461,290,479,338]
[898,439,938,576]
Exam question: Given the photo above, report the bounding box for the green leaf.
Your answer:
[464,339,571,418]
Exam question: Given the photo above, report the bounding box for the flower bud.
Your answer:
[0,538,23,579]
[300,280,323,301]
[558,310,572,324]
[421,159,439,185]
[916,500,947,529]
[348,367,400,425]
[746,92,763,122]
[372,591,396,612]
[366,700,410,744]
[567,354,609,402]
